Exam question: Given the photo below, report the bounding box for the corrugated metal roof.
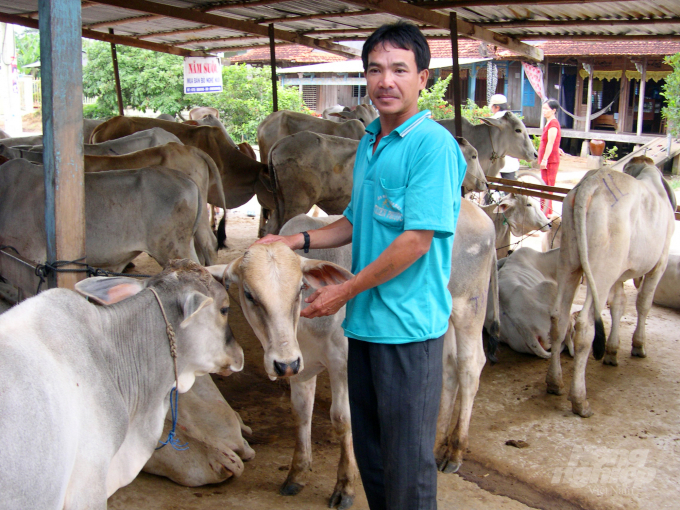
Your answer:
[2,0,680,59]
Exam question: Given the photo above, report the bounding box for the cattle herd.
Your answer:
[0,104,678,509]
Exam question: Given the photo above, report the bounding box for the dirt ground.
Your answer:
[2,157,678,510]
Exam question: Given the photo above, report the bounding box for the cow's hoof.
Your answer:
[602,353,618,366]
[437,458,461,474]
[631,346,647,358]
[329,490,354,510]
[571,401,593,418]
[280,482,304,496]
[546,383,564,395]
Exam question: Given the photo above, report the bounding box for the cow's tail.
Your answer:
[573,174,606,360]
[194,147,228,249]
[485,248,501,364]
[267,141,285,235]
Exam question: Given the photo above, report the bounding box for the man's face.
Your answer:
[491,104,500,114]
[365,42,429,118]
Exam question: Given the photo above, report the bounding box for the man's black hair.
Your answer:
[494,103,510,111]
[362,21,431,73]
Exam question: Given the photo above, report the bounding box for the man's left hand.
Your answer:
[300,283,351,319]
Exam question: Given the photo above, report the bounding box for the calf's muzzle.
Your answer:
[274,357,301,377]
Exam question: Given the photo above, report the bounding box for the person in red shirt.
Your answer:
[538,99,562,216]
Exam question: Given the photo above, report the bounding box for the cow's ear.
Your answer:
[180,291,214,329]
[75,276,145,305]
[299,257,353,289]
[478,117,504,129]
[328,112,346,118]
[492,195,513,214]
[206,258,242,287]
[183,120,200,126]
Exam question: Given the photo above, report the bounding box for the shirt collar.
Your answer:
[365,110,432,138]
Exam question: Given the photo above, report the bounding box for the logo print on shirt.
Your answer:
[375,194,403,222]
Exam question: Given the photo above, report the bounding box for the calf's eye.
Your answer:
[220,306,230,316]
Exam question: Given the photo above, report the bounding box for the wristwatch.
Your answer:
[301,231,310,253]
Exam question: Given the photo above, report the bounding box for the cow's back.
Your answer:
[449,200,496,298]
[0,160,200,272]
[564,169,674,279]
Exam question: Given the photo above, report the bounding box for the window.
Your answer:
[302,85,318,110]
[522,75,535,107]
[352,85,366,98]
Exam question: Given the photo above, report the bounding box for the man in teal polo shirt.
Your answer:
[257,21,466,509]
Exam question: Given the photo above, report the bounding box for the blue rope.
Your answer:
[156,387,189,451]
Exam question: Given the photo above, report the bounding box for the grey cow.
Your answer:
[0,159,202,290]
[264,131,487,235]
[438,112,537,176]
[2,128,182,164]
[547,158,676,417]
[0,260,243,509]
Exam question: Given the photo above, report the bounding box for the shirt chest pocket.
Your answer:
[373,178,406,229]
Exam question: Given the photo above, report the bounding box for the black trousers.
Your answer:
[347,335,444,510]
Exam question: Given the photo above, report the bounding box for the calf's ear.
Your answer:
[299,258,353,289]
[478,117,504,129]
[75,276,145,305]
[206,258,242,287]
[180,291,214,329]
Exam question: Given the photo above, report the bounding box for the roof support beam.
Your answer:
[0,12,212,56]
[341,0,543,61]
[478,17,680,28]
[513,34,680,41]
[412,0,642,7]
[136,8,375,41]
[256,8,375,25]
[89,0,361,58]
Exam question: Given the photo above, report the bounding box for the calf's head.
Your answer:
[75,259,244,391]
[457,137,487,192]
[208,242,353,380]
[493,193,551,237]
[480,112,538,162]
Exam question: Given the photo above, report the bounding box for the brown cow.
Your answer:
[91,116,275,246]
[84,143,226,265]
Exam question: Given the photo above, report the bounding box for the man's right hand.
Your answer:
[252,233,303,251]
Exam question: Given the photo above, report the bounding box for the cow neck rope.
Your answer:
[149,287,189,451]
[487,127,500,163]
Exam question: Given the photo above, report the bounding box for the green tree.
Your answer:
[82,42,306,143]
[16,29,40,75]
[661,53,680,137]
[418,74,492,123]
[82,42,192,116]
[193,64,305,142]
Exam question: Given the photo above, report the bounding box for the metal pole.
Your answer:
[449,13,462,137]
[540,59,549,129]
[636,59,647,137]
[269,23,278,112]
[109,28,124,116]
[39,0,85,290]
[585,66,593,133]
[520,63,525,117]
